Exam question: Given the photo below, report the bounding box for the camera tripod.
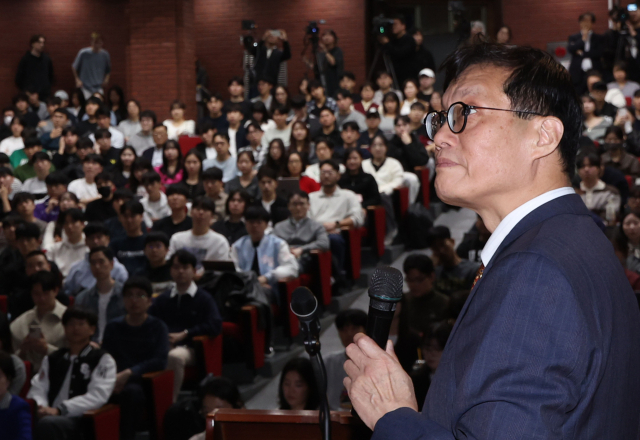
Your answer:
[368,45,399,90]
[302,33,328,91]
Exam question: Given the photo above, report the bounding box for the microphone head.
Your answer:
[369,266,404,303]
[290,286,318,318]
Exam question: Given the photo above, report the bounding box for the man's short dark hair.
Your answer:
[153,123,168,131]
[272,104,291,115]
[0,167,13,178]
[166,184,190,198]
[0,154,9,167]
[62,127,79,137]
[84,222,110,238]
[12,192,35,210]
[319,159,340,173]
[140,110,157,125]
[342,121,360,132]
[576,151,601,168]
[61,208,85,224]
[120,200,144,216]
[144,231,170,248]
[169,249,198,268]
[318,107,334,117]
[86,96,103,107]
[83,153,104,166]
[441,43,582,179]
[53,108,69,119]
[95,171,113,185]
[257,166,278,182]
[335,89,352,101]
[30,34,45,46]
[112,188,134,202]
[29,270,60,292]
[141,171,161,186]
[308,80,324,91]
[427,226,452,247]
[340,71,356,82]
[95,128,111,139]
[89,245,114,261]
[95,106,111,120]
[290,95,307,109]
[244,206,271,223]
[0,351,16,382]
[335,309,367,330]
[226,103,243,114]
[579,12,596,23]
[228,76,244,87]
[13,93,28,105]
[31,151,51,164]
[25,249,48,261]
[78,138,94,150]
[62,307,98,328]
[403,253,435,275]
[213,132,230,143]
[199,376,244,409]
[288,189,310,202]
[123,276,153,298]
[315,137,335,150]
[410,101,426,111]
[202,167,223,182]
[394,115,410,126]
[24,137,42,149]
[192,196,216,214]
[245,121,263,132]
[591,81,608,92]
[199,121,216,135]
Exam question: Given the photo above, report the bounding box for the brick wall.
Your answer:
[0,0,127,107]
[192,0,367,100]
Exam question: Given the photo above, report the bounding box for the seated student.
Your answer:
[283,151,320,194]
[20,151,51,199]
[456,215,490,263]
[141,171,171,227]
[339,147,382,216]
[408,101,429,145]
[154,140,184,187]
[163,377,244,440]
[222,103,246,157]
[315,107,343,154]
[202,133,238,183]
[339,121,369,157]
[212,189,249,246]
[394,254,450,372]
[13,137,56,180]
[103,188,147,242]
[197,96,229,140]
[259,104,293,164]
[335,89,367,131]
[274,190,329,272]
[225,151,261,201]
[309,160,364,274]
[12,191,47,237]
[168,196,230,271]
[324,309,367,411]
[264,139,288,177]
[388,115,430,202]
[622,210,640,274]
[135,232,174,294]
[40,193,79,252]
[609,227,640,290]
[109,200,148,275]
[358,107,384,148]
[241,121,264,162]
[600,126,640,177]
[231,206,298,290]
[179,150,205,201]
[410,320,454,411]
[0,313,27,396]
[52,127,79,176]
[575,152,621,222]
[85,171,118,222]
[89,105,126,149]
[201,167,228,222]
[304,138,346,183]
[46,208,88,277]
[354,81,379,115]
[427,226,482,296]
[362,134,405,242]
[194,122,218,161]
[93,128,120,171]
[0,116,25,157]
[57,135,93,183]
[102,277,169,440]
[68,153,104,206]
[149,249,223,401]
[10,271,67,373]
[253,166,290,226]
[142,124,169,168]
[75,246,125,343]
[64,222,128,296]
[152,185,193,239]
[306,80,338,117]
[27,308,117,440]
[33,172,70,223]
[130,110,156,156]
[278,358,319,410]
[0,351,32,440]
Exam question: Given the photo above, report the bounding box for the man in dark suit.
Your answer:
[141,124,168,168]
[253,30,291,88]
[568,12,605,93]
[344,43,640,439]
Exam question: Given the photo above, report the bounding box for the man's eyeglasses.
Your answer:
[423,101,544,140]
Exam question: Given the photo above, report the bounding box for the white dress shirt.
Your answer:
[481,187,575,267]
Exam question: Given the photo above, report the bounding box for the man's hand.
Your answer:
[23,335,48,355]
[168,331,188,345]
[278,29,288,41]
[343,333,418,430]
[400,131,412,145]
[38,406,60,418]
[378,35,390,45]
[50,127,62,139]
[0,185,9,202]
[113,369,132,394]
[291,247,303,258]
[323,222,338,233]
[75,78,83,88]
[45,197,59,214]
[258,275,270,287]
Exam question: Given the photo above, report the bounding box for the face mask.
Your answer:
[97,186,111,198]
[3,116,12,126]
[603,143,623,152]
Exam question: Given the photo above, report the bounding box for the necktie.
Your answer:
[471,264,484,290]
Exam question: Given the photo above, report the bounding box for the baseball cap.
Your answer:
[54,90,69,101]
[419,68,435,78]
[366,107,381,118]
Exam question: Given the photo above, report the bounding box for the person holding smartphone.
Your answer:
[252,29,290,93]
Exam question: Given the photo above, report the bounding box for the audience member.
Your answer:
[198,167,228,221]
[141,171,171,226]
[242,121,264,160]
[223,76,252,117]
[590,81,618,118]
[254,166,290,225]
[102,276,169,440]
[339,147,382,214]
[73,32,112,98]
[379,92,402,139]
[0,351,32,440]
[89,106,125,149]
[129,157,154,198]
[388,115,429,202]
[601,126,640,176]
[14,137,54,181]
[400,79,421,115]
[251,79,274,109]
[149,249,223,400]
[114,146,137,188]
[305,138,345,182]
[16,34,53,99]
[456,215,490,263]
[84,171,118,222]
[142,123,169,168]
[0,168,21,221]
[278,358,319,410]
[130,110,156,155]
[40,108,70,151]
[358,108,384,148]
[264,138,288,176]
[40,191,78,250]
[289,120,317,164]
[622,210,640,274]
[74,96,101,136]
[202,133,238,183]
[68,154,103,206]
[26,87,49,121]
[164,100,195,140]
[19,151,51,199]
[582,94,612,144]
[609,227,640,290]
[251,101,275,132]
[134,232,174,294]
[417,68,436,102]
[212,189,249,245]
[27,308,116,440]
[307,81,338,117]
[339,121,368,156]
[260,105,292,164]
[291,95,322,139]
[92,128,119,171]
[52,129,84,180]
[12,191,47,236]
[373,71,403,105]
[46,208,88,276]
[109,200,147,275]
[575,152,621,222]
[180,150,205,201]
[0,312,27,396]
[254,29,290,88]
[427,226,481,295]
[198,93,228,135]
[13,93,39,128]
[33,171,69,223]
[335,89,366,131]
[152,185,193,239]
[224,103,247,157]
[316,107,342,151]
[608,61,640,99]
[155,139,184,186]
[117,99,142,142]
[284,151,321,194]
[0,116,25,157]
[225,150,260,200]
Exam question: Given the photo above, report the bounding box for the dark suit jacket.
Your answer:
[568,32,605,90]
[253,41,291,85]
[142,146,162,164]
[373,194,640,439]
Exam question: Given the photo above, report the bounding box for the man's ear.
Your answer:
[533,117,564,161]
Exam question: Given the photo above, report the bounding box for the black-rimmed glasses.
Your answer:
[423,101,544,140]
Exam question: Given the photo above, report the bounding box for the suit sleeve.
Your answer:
[372,253,590,440]
[567,34,585,55]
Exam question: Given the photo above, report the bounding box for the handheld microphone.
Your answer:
[366,266,404,348]
[290,286,321,342]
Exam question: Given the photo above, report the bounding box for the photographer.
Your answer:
[316,30,344,98]
[605,6,640,84]
[253,29,291,89]
[378,15,415,86]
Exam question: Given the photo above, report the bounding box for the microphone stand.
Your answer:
[302,330,331,440]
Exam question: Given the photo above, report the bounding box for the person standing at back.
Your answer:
[72,33,111,99]
[16,34,54,100]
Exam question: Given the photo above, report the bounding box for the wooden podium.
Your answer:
[206,409,372,440]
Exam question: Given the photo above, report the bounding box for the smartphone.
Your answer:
[271,30,282,38]
[29,324,42,339]
[629,4,638,12]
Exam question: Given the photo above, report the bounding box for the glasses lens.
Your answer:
[425,112,441,140]
[449,103,466,133]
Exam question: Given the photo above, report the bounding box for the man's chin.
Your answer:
[434,180,466,208]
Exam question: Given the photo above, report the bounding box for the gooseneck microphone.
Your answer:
[366,266,404,348]
[290,286,321,347]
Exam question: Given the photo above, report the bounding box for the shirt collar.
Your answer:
[580,179,606,192]
[170,281,198,298]
[321,187,341,198]
[481,187,575,266]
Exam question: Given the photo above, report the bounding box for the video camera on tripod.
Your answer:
[372,15,394,36]
[368,15,399,90]
[302,19,328,89]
